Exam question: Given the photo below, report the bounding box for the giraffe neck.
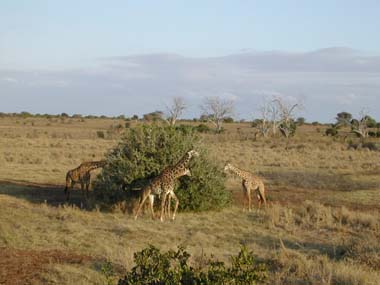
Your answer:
[83,161,106,172]
[228,164,245,178]
[174,152,192,169]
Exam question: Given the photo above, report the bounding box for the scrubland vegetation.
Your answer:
[0,114,380,284]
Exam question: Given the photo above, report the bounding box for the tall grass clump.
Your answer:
[93,124,230,211]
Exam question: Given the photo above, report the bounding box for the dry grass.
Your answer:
[0,117,379,284]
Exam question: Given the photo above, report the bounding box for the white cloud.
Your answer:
[336,93,358,105]
[1,77,18,83]
[1,48,379,122]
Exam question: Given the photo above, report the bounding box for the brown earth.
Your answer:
[0,248,93,285]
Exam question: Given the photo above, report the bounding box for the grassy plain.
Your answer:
[0,117,379,284]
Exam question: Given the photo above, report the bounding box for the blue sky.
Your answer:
[1,1,380,121]
[1,0,380,68]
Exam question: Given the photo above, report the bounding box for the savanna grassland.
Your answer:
[0,116,379,284]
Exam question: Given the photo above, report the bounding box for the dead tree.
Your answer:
[351,110,370,140]
[201,96,235,132]
[273,96,300,139]
[165,97,186,126]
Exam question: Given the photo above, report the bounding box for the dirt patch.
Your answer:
[0,247,93,285]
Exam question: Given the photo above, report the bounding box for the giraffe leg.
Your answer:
[148,194,155,219]
[167,195,171,219]
[242,181,248,211]
[64,181,70,201]
[247,188,252,212]
[243,181,252,212]
[134,188,151,220]
[66,181,75,202]
[85,181,90,200]
[170,191,179,221]
[160,192,169,222]
[259,183,267,208]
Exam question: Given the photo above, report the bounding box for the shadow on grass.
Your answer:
[0,179,142,213]
[0,179,91,208]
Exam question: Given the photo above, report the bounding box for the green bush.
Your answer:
[279,120,297,138]
[296,117,306,125]
[93,124,230,211]
[368,131,376,137]
[118,245,267,285]
[223,117,234,123]
[174,124,195,135]
[96,130,105,139]
[195,123,212,133]
[325,127,338,136]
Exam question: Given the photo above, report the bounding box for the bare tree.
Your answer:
[165,97,186,126]
[351,109,370,140]
[255,100,272,137]
[201,96,235,132]
[269,101,281,136]
[273,96,300,138]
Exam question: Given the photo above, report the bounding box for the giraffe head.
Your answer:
[174,167,191,178]
[224,163,233,173]
[183,168,192,177]
[187,149,199,158]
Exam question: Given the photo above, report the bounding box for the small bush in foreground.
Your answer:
[118,245,267,285]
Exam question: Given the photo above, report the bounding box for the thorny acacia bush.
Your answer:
[118,245,268,285]
[93,124,230,211]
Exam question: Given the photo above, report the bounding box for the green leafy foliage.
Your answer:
[195,123,212,133]
[325,127,338,136]
[96,130,106,139]
[118,245,268,285]
[279,120,297,138]
[101,260,116,285]
[93,124,230,211]
[296,117,306,126]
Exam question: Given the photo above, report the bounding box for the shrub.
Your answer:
[223,117,234,123]
[94,125,230,211]
[195,123,212,133]
[365,115,377,128]
[251,119,261,128]
[118,245,267,285]
[96,131,105,139]
[368,131,377,137]
[296,117,306,125]
[279,120,297,138]
[175,124,195,135]
[325,128,338,136]
[143,111,164,122]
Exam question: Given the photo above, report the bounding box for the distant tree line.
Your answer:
[1,98,379,140]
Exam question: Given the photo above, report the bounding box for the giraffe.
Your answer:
[135,167,191,220]
[224,163,267,211]
[134,149,199,221]
[64,160,106,201]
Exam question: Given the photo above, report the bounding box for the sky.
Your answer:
[1,1,380,122]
